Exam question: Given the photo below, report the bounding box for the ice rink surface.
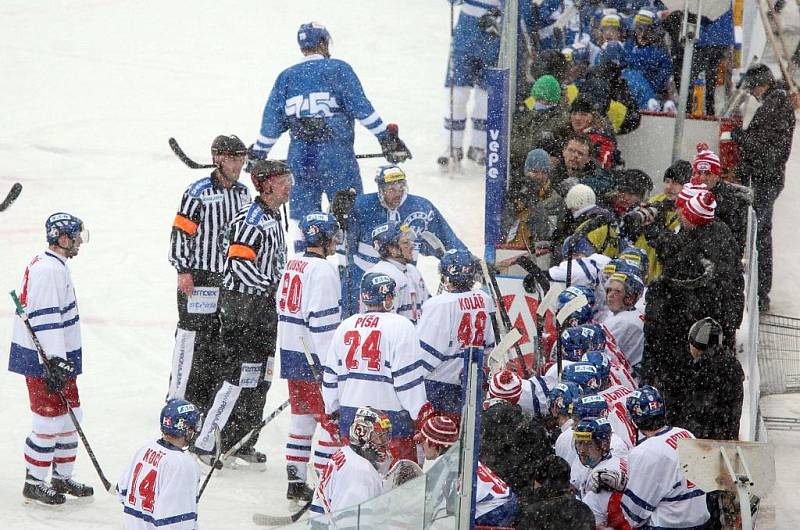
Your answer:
[0,1,797,528]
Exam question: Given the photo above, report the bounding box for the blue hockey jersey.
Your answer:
[254,55,388,156]
[625,43,673,95]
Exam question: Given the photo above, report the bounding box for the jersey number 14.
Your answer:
[128,462,157,513]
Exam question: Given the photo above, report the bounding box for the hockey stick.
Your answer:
[479,260,531,378]
[253,461,322,526]
[486,328,523,374]
[554,293,588,378]
[196,426,222,501]
[0,182,22,212]
[299,337,322,383]
[220,399,290,465]
[9,290,113,493]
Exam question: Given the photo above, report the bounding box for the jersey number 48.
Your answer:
[457,312,487,348]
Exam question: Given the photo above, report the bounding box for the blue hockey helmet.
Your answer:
[297,22,331,50]
[561,325,605,362]
[572,394,609,420]
[562,362,601,391]
[603,257,642,278]
[360,272,396,306]
[439,249,477,285]
[619,246,649,278]
[574,417,613,446]
[160,399,202,440]
[556,285,596,325]
[607,271,645,300]
[374,165,408,189]
[371,221,415,257]
[548,381,583,417]
[300,211,341,247]
[45,212,86,245]
[580,350,611,386]
[625,385,665,426]
[562,234,596,257]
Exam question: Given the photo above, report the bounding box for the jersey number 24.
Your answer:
[344,330,382,371]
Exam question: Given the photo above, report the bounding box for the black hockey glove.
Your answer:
[478,8,502,37]
[379,124,412,164]
[330,188,357,228]
[45,357,75,394]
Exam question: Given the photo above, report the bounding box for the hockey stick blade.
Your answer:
[253,500,312,526]
[487,328,523,373]
[536,283,564,318]
[168,138,215,169]
[555,294,589,327]
[0,182,22,212]
[221,399,290,464]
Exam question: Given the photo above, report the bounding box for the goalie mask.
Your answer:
[349,407,392,467]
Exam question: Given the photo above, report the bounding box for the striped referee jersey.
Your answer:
[169,174,251,273]
[223,197,287,296]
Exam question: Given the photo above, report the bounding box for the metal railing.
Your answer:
[758,313,800,395]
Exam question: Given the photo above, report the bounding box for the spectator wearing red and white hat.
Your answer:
[690,143,749,256]
[483,369,523,410]
[416,416,518,527]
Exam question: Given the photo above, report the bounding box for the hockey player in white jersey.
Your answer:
[602,271,645,374]
[118,399,201,530]
[365,221,429,323]
[323,273,430,464]
[276,211,342,504]
[417,415,518,526]
[9,212,93,505]
[573,418,631,530]
[417,249,495,421]
[583,350,638,447]
[622,386,710,528]
[309,406,390,519]
[548,382,584,470]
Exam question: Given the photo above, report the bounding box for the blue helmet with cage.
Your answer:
[297,22,331,50]
[300,211,340,247]
[548,381,583,417]
[46,212,85,245]
[371,221,414,257]
[625,385,665,427]
[439,249,476,285]
[360,272,396,307]
[573,394,609,420]
[562,235,596,257]
[160,399,202,440]
[561,325,605,362]
[562,362,601,391]
[556,285,596,325]
[580,350,611,386]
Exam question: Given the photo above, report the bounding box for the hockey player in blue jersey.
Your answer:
[340,165,467,315]
[249,22,412,235]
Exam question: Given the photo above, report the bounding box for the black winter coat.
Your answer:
[676,345,744,440]
[708,180,750,258]
[734,84,795,193]
[515,487,596,530]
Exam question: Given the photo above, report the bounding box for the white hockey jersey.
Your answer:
[622,427,710,528]
[602,308,645,370]
[117,439,199,530]
[366,259,429,324]
[554,420,577,470]
[417,289,496,415]
[565,426,630,489]
[276,254,342,381]
[519,373,551,417]
[577,455,629,530]
[323,311,427,437]
[599,384,638,447]
[9,251,82,377]
[474,461,515,520]
[309,445,383,518]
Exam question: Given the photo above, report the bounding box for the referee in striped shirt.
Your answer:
[193,159,291,465]
[167,135,251,415]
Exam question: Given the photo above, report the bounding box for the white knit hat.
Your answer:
[564,184,596,211]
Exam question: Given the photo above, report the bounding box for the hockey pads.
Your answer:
[379,124,412,164]
[590,468,628,493]
[383,459,423,490]
[46,357,75,393]
[245,143,267,173]
[415,402,436,432]
[478,8,502,37]
[330,188,357,228]
[419,231,446,258]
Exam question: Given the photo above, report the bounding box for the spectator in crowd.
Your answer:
[512,75,568,178]
[552,183,619,261]
[640,189,743,423]
[626,10,674,104]
[691,143,749,257]
[554,96,618,170]
[515,455,596,530]
[503,149,566,263]
[585,59,642,135]
[551,134,615,198]
[603,168,653,218]
[733,63,796,312]
[676,317,744,440]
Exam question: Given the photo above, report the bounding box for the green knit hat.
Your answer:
[530,75,561,103]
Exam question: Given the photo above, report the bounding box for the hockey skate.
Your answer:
[466,146,486,166]
[437,147,462,174]
[190,445,223,470]
[23,473,65,507]
[226,446,267,472]
[52,476,95,500]
[286,464,314,507]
